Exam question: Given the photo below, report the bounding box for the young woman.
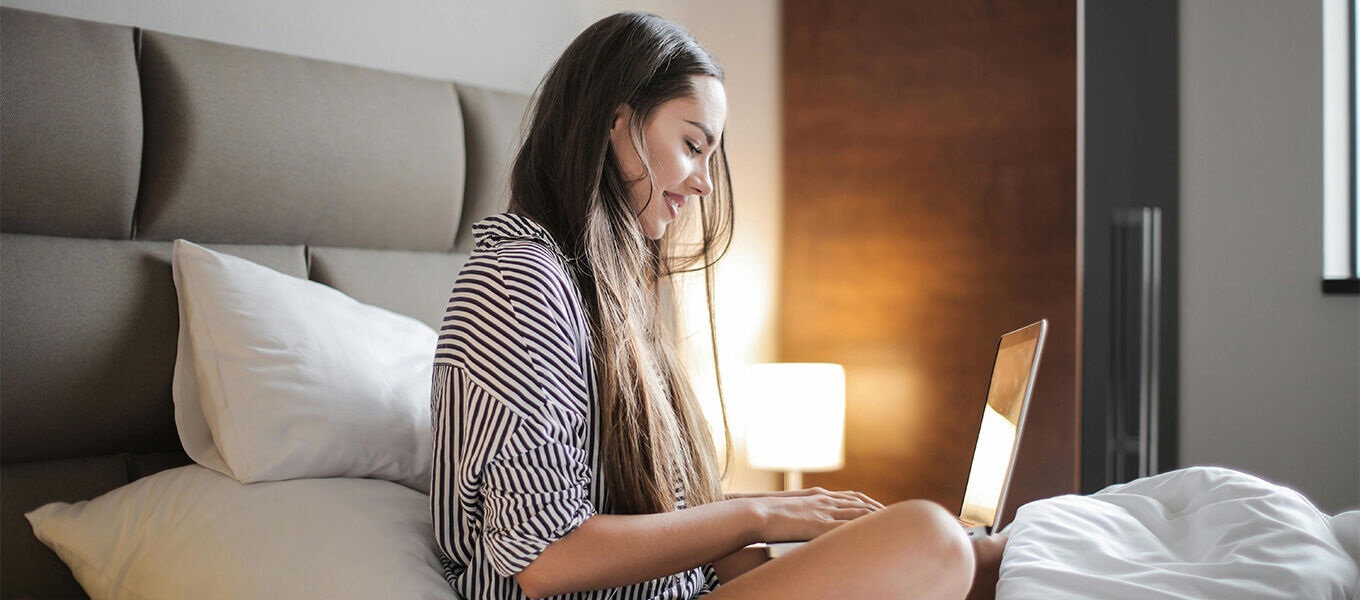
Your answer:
[431,11,1005,600]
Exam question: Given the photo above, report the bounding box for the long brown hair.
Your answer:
[507,11,735,514]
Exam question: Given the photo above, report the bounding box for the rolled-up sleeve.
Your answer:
[696,564,720,595]
[432,233,605,591]
[481,411,597,578]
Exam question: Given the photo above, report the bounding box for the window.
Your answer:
[1324,0,1359,293]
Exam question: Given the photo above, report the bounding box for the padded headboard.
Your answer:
[0,7,531,597]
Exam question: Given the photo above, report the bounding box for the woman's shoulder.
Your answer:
[462,212,581,305]
[469,212,569,262]
[440,215,591,418]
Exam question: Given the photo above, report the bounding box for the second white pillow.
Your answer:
[171,239,435,491]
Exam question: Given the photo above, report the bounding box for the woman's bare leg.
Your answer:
[705,499,975,600]
[965,533,1006,600]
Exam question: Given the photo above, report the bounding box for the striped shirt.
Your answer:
[431,212,719,600]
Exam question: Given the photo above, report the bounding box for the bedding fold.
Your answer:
[997,466,1359,600]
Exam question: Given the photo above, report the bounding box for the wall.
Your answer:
[0,0,589,95]
[780,0,1078,519]
[0,0,782,492]
[1180,0,1360,513]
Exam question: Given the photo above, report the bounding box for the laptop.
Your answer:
[762,319,1048,557]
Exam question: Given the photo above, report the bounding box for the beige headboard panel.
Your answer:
[0,8,143,239]
[0,7,532,596]
[134,30,467,250]
[452,85,533,253]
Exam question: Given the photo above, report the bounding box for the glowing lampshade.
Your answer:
[745,363,846,490]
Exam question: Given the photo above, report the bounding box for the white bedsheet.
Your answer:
[996,466,1359,600]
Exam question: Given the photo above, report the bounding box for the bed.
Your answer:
[2,7,1357,600]
[996,466,1358,599]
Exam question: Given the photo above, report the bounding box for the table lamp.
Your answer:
[745,363,846,491]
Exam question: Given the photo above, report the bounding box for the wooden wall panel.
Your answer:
[780,0,1078,524]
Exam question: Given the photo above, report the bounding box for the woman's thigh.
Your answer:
[705,499,975,600]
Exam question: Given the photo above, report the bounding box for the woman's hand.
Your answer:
[739,487,886,543]
[726,488,885,509]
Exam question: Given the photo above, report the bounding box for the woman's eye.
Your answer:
[686,141,702,156]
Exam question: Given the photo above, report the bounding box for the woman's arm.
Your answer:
[515,489,880,598]
[710,546,771,584]
[703,488,884,584]
[515,497,759,599]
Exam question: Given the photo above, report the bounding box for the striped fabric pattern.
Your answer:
[431,212,719,600]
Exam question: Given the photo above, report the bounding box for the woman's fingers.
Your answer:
[816,489,881,506]
[830,506,876,521]
[850,491,886,510]
[797,486,884,507]
[776,486,886,517]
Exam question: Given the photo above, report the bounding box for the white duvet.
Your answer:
[997,466,1360,599]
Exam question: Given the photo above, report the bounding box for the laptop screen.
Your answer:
[959,321,1045,529]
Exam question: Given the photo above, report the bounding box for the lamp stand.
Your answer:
[783,470,803,492]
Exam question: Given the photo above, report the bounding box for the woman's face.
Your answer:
[609,76,727,240]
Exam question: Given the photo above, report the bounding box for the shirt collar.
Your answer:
[471,212,569,260]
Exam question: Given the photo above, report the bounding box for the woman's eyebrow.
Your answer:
[685,120,716,146]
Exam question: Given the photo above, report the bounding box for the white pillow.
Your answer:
[171,239,435,491]
[25,465,456,600]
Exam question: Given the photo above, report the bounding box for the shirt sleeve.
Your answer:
[443,241,598,578]
[480,398,597,578]
[696,564,721,595]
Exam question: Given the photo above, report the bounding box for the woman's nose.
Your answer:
[689,167,713,198]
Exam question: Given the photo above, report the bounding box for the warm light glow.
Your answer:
[960,404,1017,525]
[744,363,846,472]
[672,246,782,489]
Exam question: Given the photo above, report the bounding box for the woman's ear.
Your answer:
[610,102,633,134]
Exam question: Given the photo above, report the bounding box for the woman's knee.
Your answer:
[878,500,976,596]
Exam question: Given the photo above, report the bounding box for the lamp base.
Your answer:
[783,470,803,492]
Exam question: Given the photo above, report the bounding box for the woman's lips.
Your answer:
[664,191,684,217]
